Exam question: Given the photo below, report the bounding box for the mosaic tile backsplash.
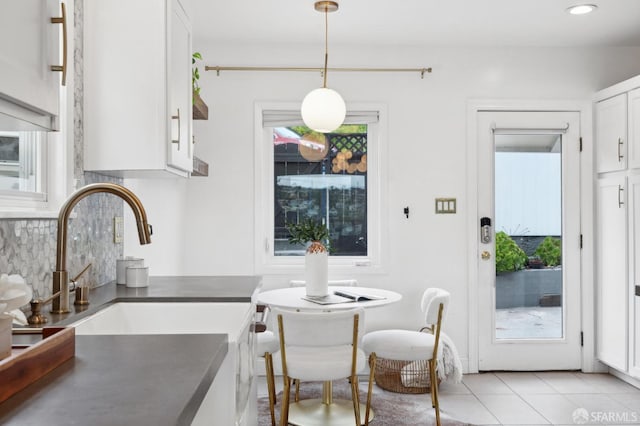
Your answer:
[0,1,124,299]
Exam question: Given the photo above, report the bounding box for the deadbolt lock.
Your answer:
[481,251,491,260]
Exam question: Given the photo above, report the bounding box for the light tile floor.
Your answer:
[257,371,640,425]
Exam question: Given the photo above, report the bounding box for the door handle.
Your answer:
[50,2,68,86]
[618,185,624,208]
[171,109,181,149]
[618,138,624,162]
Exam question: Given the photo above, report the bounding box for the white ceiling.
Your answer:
[191,0,640,48]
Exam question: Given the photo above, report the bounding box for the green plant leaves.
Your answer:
[286,219,329,245]
[495,231,528,273]
[192,52,202,97]
[534,236,562,267]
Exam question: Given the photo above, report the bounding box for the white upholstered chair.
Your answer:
[271,307,370,426]
[362,288,450,426]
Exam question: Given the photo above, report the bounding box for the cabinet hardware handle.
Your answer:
[171,109,181,150]
[619,185,625,208]
[50,2,67,86]
[618,138,624,162]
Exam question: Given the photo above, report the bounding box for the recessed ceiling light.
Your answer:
[566,4,598,15]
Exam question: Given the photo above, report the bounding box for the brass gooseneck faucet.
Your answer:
[51,183,152,314]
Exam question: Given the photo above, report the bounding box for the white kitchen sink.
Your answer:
[72,302,252,337]
[72,302,257,426]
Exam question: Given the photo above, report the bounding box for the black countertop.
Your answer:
[1,275,261,425]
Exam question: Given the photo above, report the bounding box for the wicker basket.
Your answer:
[373,357,438,394]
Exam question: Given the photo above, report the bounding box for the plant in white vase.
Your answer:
[287,219,330,297]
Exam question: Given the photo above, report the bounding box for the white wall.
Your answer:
[123,177,188,275]
[125,43,640,371]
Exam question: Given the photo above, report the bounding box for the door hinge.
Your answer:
[580,234,583,249]
[580,331,584,347]
[579,137,583,152]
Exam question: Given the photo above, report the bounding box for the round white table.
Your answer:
[257,285,402,426]
[257,285,401,311]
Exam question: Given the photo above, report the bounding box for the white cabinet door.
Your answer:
[596,94,627,173]
[628,174,640,378]
[0,0,61,130]
[167,0,193,172]
[84,0,192,177]
[597,176,628,371]
[629,89,640,171]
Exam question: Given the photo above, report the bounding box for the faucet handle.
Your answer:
[71,263,92,286]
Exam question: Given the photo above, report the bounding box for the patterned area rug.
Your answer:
[257,380,471,425]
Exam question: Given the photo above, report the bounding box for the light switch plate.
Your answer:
[113,216,123,243]
[435,198,457,214]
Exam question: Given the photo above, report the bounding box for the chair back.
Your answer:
[275,307,364,348]
[420,288,450,360]
[422,288,450,326]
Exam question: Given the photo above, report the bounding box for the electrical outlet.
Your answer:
[113,216,124,243]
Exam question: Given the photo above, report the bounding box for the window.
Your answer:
[274,125,368,256]
[0,132,46,199]
[255,104,386,272]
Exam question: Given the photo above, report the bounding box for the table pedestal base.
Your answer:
[288,398,374,426]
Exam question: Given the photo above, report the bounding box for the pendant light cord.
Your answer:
[323,6,329,88]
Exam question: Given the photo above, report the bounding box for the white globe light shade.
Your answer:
[301,87,346,133]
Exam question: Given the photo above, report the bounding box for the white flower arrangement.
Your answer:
[0,274,32,326]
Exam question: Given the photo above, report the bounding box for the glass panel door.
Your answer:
[477,111,581,371]
[494,134,563,340]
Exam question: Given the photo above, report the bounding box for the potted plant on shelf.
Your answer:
[192,52,208,119]
[192,52,202,98]
[287,219,330,297]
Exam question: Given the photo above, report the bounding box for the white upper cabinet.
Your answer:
[0,0,63,131]
[83,0,193,177]
[595,93,627,173]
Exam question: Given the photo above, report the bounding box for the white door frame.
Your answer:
[465,99,601,373]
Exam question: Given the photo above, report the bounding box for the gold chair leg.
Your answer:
[365,353,376,426]
[350,375,361,426]
[280,376,291,426]
[294,379,300,402]
[265,353,276,426]
[430,359,441,426]
[429,359,436,408]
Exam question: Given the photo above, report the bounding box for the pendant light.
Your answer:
[301,1,346,133]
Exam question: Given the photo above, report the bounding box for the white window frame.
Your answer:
[254,102,388,274]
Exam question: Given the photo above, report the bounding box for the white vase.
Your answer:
[0,316,11,361]
[305,241,328,297]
